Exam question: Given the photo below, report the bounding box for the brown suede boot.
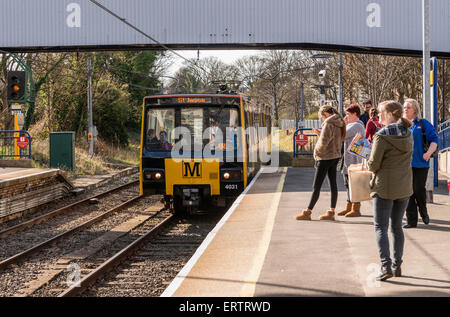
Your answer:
[337,202,352,216]
[345,202,361,217]
[319,210,335,221]
[295,209,312,220]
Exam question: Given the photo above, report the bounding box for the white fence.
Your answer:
[280,119,321,130]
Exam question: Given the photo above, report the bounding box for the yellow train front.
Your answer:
[139,93,271,214]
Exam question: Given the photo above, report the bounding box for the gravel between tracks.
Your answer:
[0,183,140,261]
[0,194,162,297]
[79,210,227,297]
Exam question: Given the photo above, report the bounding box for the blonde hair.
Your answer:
[404,98,421,119]
[379,100,412,129]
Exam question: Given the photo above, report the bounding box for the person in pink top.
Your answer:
[366,108,382,143]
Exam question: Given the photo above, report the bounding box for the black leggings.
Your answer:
[307,158,340,210]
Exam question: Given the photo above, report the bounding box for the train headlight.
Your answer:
[144,171,153,179]
[223,172,230,180]
[154,172,162,180]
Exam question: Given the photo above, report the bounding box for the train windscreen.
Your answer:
[145,105,240,153]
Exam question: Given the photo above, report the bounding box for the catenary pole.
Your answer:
[88,58,94,157]
[338,53,343,115]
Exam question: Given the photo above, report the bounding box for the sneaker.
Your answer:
[422,215,430,225]
[392,264,402,277]
[403,224,416,228]
[376,267,393,281]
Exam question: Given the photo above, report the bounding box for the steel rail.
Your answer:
[0,179,139,239]
[0,195,143,271]
[59,214,174,297]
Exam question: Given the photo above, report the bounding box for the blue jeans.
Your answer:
[373,195,409,268]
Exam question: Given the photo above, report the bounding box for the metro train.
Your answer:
[139,90,272,214]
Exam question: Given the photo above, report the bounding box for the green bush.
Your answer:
[93,82,130,145]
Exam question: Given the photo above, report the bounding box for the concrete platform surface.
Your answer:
[0,168,62,188]
[163,167,450,297]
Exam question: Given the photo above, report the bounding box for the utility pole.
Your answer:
[443,59,446,122]
[423,0,431,120]
[338,53,344,115]
[300,83,304,125]
[272,92,277,128]
[422,0,433,201]
[87,58,94,157]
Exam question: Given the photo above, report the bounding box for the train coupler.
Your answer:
[182,188,200,207]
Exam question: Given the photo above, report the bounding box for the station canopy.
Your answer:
[1,0,449,57]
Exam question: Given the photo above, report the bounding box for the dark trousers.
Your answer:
[307,158,339,210]
[406,167,429,226]
[373,195,408,268]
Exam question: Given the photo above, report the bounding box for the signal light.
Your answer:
[7,71,26,101]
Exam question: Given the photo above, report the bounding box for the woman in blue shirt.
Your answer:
[403,99,438,228]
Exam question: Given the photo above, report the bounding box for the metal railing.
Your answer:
[0,130,32,159]
[438,119,450,152]
[293,128,319,157]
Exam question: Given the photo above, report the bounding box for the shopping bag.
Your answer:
[348,162,373,202]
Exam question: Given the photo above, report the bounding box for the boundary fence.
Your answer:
[0,130,32,159]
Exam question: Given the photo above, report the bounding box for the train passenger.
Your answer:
[367,100,413,281]
[360,100,373,127]
[365,108,382,143]
[402,98,438,228]
[147,129,158,143]
[295,105,346,221]
[337,104,366,217]
[160,130,173,150]
[146,129,160,150]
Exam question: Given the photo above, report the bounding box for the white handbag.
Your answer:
[348,161,373,202]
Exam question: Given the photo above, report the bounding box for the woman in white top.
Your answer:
[338,104,366,217]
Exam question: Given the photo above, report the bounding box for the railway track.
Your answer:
[0,184,163,296]
[0,180,141,265]
[62,210,226,297]
[40,208,174,297]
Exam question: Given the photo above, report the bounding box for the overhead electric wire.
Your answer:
[88,0,208,76]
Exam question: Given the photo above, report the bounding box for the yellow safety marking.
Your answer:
[240,167,287,297]
[14,114,19,160]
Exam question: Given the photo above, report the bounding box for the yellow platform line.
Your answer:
[240,167,287,297]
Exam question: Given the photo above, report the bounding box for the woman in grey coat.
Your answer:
[338,104,366,217]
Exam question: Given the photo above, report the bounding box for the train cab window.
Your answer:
[146,109,175,151]
[181,108,204,150]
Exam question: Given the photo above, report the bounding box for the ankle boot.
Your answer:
[337,202,352,216]
[295,209,312,221]
[319,210,335,221]
[345,202,361,217]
